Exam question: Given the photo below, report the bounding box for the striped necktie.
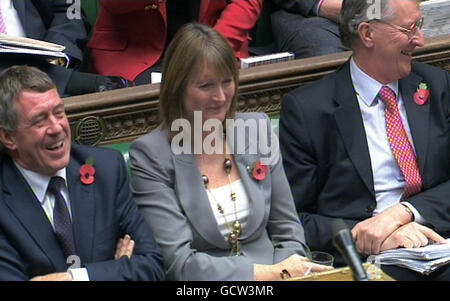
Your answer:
[379,86,423,199]
[47,176,76,259]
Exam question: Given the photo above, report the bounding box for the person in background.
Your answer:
[0,65,164,280]
[129,23,332,280]
[280,0,450,280]
[0,0,133,96]
[88,0,262,85]
[271,0,347,59]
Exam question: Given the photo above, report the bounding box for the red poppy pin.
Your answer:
[250,161,268,181]
[413,82,430,105]
[80,157,96,185]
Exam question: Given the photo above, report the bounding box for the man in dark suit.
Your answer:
[0,0,132,96]
[271,0,347,59]
[0,65,164,281]
[280,0,450,280]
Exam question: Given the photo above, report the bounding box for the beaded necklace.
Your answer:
[202,157,243,256]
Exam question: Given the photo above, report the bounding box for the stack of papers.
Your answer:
[420,0,450,38]
[240,52,294,68]
[376,238,450,275]
[0,34,67,60]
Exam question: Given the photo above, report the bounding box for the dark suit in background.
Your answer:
[271,0,347,59]
[0,144,165,281]
[0,0,89,95]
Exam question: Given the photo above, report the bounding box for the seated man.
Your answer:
[271,0,348,59]
[280,0,450,280]
[0,0,132,96]
[0,65,164,281]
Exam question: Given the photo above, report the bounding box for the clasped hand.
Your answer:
[352,204,446,255]
[29,235,135,281]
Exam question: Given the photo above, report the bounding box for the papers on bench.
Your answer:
[240,52,294,68]
[376,238,450,275]
[0,34,68,61]
[421,0,450,38]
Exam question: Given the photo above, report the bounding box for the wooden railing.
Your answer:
[65,35,450,146]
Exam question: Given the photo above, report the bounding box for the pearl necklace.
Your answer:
[202,158,243,256]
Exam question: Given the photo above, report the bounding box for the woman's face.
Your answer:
[183,63,235,124]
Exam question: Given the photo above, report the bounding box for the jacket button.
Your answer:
[365,204,375,213]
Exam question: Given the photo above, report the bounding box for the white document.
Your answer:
[376,238,450,274]
[420,0,450,38]
[0,34,65,52]
[0,33,67,62]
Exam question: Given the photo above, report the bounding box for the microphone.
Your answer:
[332,219,370,281]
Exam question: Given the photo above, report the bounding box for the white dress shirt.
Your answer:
[15,164,89,281]
[350,58,424,223]
[0,0,25,37]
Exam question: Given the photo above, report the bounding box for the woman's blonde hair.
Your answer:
[159,23,239,132]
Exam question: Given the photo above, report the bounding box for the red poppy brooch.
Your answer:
[80,157,96,185]
[413,82,430,105]
[250,161,268,181]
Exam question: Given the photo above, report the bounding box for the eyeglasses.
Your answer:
[368,17,424,40]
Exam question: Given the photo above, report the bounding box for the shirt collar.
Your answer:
[350,57,399,106]
[14,163,67,205]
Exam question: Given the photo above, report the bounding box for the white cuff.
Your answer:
[401,201,426,224]
[68,268,90,281]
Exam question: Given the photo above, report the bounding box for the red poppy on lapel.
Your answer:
[250,161,268,181]
[80,157,95,185]
[413,82,430,105]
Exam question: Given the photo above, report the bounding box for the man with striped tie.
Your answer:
[0,66,165,281]
[280,0,450,280]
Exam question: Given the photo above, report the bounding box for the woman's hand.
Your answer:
[254,254,333,281]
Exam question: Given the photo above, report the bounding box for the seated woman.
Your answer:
[129,23,332,281]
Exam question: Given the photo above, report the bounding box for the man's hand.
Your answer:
[380,222,447,252]
[29,272,72,281]
[114,234,135,260]
[352,203,413,255]
[318,0,342,23]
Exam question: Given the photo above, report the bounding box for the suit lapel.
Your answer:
[13,0,27,34]
[333,62,375,196]
[66,157,95,263]
[173,153,229,249]
[1,156,66,270]
[399,73,430,173]
[233,153,265,240]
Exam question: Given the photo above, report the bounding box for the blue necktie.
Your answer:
[47,176,76,259]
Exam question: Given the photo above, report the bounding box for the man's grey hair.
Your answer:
[339,0,418,49]
[0,65,55,133]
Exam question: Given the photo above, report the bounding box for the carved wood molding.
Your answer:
[65,35,450,146]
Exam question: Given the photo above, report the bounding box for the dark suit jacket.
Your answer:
[280,60,450,265]
[0,0,89,94]
[272,0,318,16]
[0,144,165,281]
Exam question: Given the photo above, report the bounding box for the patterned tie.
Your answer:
[379,86,423,199]
[0,7,7,34]
[47,176,76,259]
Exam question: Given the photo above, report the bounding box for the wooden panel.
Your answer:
[65,35,450,146]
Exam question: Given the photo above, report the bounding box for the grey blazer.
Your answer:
[129,112,307,280]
